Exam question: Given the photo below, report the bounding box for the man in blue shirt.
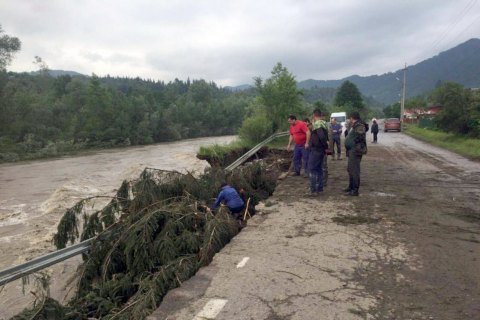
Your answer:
[211,183,245,217]
[330,118,343,160]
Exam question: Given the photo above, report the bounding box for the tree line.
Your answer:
[0,72,252,161]
[0,25,379,162]
[237,63,374,144]
[0,65,376,162]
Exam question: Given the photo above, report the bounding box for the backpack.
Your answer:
[311,127,329,150]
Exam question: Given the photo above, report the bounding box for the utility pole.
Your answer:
[400,63,407,130]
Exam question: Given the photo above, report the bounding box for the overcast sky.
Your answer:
[1,0,479,86]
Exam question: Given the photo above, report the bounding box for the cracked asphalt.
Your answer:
[148,132,480,320]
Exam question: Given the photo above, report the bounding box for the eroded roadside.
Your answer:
[148,134,480,320]
[148,175,386,319]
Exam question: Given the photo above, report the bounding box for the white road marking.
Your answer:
[236,257,250,268]
[193,299,228,319]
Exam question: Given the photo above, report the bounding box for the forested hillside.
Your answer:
[7,36,476,163]
[0,72,252,162]
[298,38,480,104]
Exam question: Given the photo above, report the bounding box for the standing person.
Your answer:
[330,118,342,160]
[210,183,245,218]
[344,112,367,196]
[323,119,331,186]
[305,109,329,195]
[344,119,351,156]
[371,119,379,143]
[303,118,313,131]
[287,115,310,176]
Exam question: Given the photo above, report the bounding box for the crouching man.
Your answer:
[210,183,245,218]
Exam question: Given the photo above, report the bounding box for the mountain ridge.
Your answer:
[25,39,480,105]
[297,38,480,104]
[230,38,480,105]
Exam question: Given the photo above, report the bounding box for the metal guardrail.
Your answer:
[225,131,289,171]
[0,238,93,286]
[0,131,290,286]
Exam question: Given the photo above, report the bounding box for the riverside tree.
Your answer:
[334,80,367,117]
[0,24,21,70]
[431,82,480,137]
[239,62,305,143]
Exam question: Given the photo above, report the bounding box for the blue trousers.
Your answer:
[293,144,309,175]
[308,149,325,192]
[332,136,341,155]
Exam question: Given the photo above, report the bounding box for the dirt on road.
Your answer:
[149,132,480,320]
[352,133,480,319]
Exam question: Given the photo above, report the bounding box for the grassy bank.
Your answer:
[405,125,480,160]
[0,134,235,164]
[198,139,251,159]
[197,135,289,167]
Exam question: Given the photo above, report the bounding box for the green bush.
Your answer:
[197,140,252,167]
[467,118,480,138]
[239,113,274,144]
[0,152,20,162]
[198,140,248,158]
[418,118,435,129]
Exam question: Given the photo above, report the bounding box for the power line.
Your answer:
[430,0,476,50]
[444,14,480,49]
[428,0,477,53]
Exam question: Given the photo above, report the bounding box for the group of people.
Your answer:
[287,109,368,196]
[208,110,369,218]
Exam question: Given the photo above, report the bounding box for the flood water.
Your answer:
[0,135,236,318]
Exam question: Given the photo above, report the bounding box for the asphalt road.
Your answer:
[148,132,480,320]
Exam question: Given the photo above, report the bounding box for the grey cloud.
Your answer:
[82,51,105,62]
[1,0,478,85]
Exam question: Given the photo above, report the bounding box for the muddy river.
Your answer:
[0,136,235,319]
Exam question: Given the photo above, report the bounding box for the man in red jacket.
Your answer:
[287,114,310,176]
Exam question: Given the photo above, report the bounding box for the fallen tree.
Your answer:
[13,155,287,319]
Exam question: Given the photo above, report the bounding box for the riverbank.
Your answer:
[0,134,239,164]
[197,136,289,167]
[7,145,292,319]
[0,135,236,319]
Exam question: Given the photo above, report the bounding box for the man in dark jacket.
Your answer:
[211,183,245,217]
[371,119,379,143]
[305,109,329,195]
[344,112,367,196]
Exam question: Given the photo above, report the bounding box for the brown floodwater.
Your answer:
[0,135,235,319]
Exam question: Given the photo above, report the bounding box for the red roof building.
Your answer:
[403,105,442,119]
